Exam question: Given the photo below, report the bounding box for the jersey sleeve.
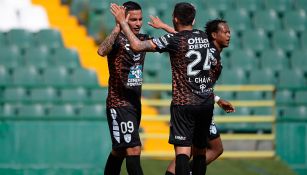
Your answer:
[152,33,175,52]
[138,33,152,41]
[209,47,223,82]
[108,36,120,57]
[112,35,121,49]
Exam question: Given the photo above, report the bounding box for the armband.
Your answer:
[214,95,221,103]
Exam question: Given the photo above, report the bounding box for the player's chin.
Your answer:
[133,28,140,34]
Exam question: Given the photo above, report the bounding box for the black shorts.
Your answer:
[169,104,214,148]
[209,118,220,140]
[106,106,142,150]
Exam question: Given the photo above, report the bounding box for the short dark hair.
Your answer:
[123,1,142,12]
[173,2,196,26]
[205,19,227,41]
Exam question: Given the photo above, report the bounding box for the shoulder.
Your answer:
[194,29,208,38]
[177,29,207,39]
[209,46,220,59]
[151,33,177,50]
[116,33,126,41]
[114,33,128,46]
[154,33,176,44]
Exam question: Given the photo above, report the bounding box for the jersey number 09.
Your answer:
[120,121,134,134]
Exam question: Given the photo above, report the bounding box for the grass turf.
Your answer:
[121,158,297,175]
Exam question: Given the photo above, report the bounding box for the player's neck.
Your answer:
[176,25,193,32]
[121,30,139,36]
[213,40,222,52]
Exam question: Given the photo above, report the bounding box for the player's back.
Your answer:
[154,29,215,105]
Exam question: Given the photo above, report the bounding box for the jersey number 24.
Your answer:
[186,49,211,76]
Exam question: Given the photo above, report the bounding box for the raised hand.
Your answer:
[110,3,127,24]
[217,99,235,113]
[148,15,165,29]
[148,15,176,34]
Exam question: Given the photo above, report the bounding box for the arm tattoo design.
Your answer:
[97,28,119,56]
[138,40,156,51]
[120,22,156,52]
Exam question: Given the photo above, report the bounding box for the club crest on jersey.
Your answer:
[124,134,132,143]
[127,65,143,86]
[210,124,217,135]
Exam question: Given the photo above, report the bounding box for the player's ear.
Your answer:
[212,32,217,40]
[125,13,130,22]
[174,17,178,23]
[192,19,195,26]
[124,9,129,19]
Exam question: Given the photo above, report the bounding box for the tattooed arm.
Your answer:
[110,3,156,52]
[120,21,156,52]
[97,24,120,57]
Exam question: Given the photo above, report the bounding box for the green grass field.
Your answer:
[121,158,297,175]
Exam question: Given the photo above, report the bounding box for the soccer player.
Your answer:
[97,1,149,175]
[148,17,233,175]
[111,2,225,174]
